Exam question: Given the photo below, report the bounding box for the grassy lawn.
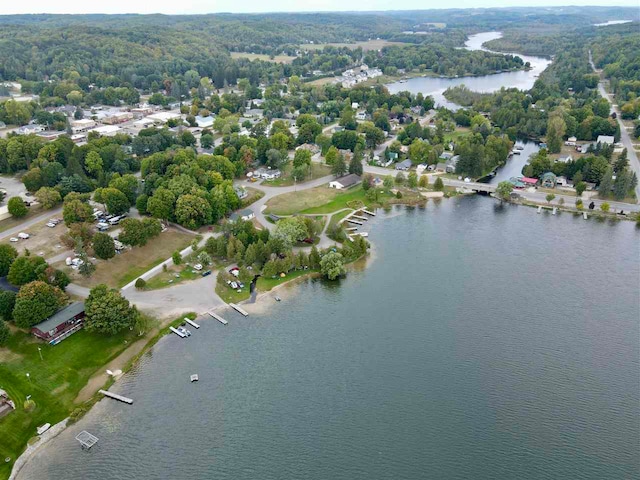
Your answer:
[302,186,369,214]
[241,187,265,207]
[64,230,194,289]
[262,163,331,187]
[0,205,49,234]
[0,327,137,479]
[216,282,250,303]
[328,209,353,229]
[142,264,204,290]
[265,187,340,215]
[256,269,318,291]
[230,52,296,64]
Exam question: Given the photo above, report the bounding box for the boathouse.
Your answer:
[31,302,85,345]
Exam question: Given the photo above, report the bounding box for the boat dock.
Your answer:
[537,206,542,213]
[583,212,588,220]
[170,326,186,338]
[229,303,249,317]
[351,214,368,221]
[349,232,369,238]
[552,207,557,215]
[184,318,200,329]
[208,311,228,325]
[345,227,358,231]
[346,219,363,225]
[361,209,376,216]
[99,389,133,404]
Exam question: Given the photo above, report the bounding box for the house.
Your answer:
[234,186,248,200]
[521,177,538,186]
[540,172,557,188]
[17,124,45,135]
[596,135,615,146]
[355,111,367,121]
[195,115,214,128]
[31,302,85,345]
[89,125,121,137]
[395,159,412,171]
[134,118,155,129]
[439,151,453,161]
[509,177,526,188]
[229,209,255,222]
[445,155,460,173]
[556,176,572,187]
[245,109,264,119]
[564,136,577,146]
[296,143,320,154]
[435,162,448,172]
[329,174,361,189]
[556,155,573,163]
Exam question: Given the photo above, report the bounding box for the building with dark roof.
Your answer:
[31,302,85,345]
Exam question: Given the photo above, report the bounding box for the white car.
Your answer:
[9,237,18,242]
[464,177,471,183]
[18,232,29,239]
[194,264,203,271]
[46,222,56,228]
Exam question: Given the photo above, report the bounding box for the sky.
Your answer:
[1,1,638,15]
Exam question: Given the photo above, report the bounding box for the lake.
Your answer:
[17,197,640,480]
[386,32,552,109]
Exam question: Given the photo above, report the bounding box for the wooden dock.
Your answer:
[349,232,369,238]
[170,326,186,338]
[347,219,363,225]
[345,227,358,231]
[208,311,228,325]
[184,318,200,329]
[351,214,368,221]
[361,209,376,216]
[552,207,557,215]
[99,389,133,404]
[229,303,249,317]
[583,212,588,220]
[537,206,542,213]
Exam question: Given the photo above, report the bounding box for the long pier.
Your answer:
[361,209,376,216]
[208,311,228,325]
[346,219,363,225]
[184,318,200,329]
[170,326,186,338]
[351,214,368,221]
[99,389,133,404]
[229,303,249,317]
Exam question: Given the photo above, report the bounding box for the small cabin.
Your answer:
[31,302,85,345]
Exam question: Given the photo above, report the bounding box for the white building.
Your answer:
[147,112,182,124]
[596,135,615,145]
[89,125,121,137]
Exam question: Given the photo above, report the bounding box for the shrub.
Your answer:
[135,278,147,289]
[93,232,116,260]
[7,196,28,217]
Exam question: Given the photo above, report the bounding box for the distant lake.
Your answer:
[386,32,552,109]
[18,197,640,480]
[594,20,633,26]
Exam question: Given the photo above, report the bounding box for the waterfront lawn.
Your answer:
[142,265,204,290]
[256,269,317,291]
[63,230,194,289]
[216,282,250,303]
[265,187,339,215]
[0,328,136,480]
[301,186,368,214]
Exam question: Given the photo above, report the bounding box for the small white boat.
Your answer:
[274,296,281,302]
[190,374,199,382]
[177,327,191,337]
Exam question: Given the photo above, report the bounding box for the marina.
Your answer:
[169,326,186,338]
[184,318,200,329]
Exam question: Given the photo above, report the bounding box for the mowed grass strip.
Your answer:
[264,187,339,215]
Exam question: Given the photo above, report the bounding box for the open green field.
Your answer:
[265,187,340,215]
[230,52,296,64]
[300,39,406,51]
[0,327,137,479]
[63,230,194,289]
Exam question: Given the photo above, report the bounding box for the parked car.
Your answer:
[229,267,239,277]
[17,232,29,239]
[9,237,18,242]
[46,222,56,228]
[202,270,212,277]
[230,281,238,289]
[194,264,203,271]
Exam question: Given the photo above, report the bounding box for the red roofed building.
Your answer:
[521,177,538,186]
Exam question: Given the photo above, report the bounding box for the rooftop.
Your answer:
[32,302,85,333]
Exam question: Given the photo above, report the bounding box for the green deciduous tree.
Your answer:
[0,290,16,321]
[93,232,116,259]
[7,196,27,217]
[496,181,513,201]
[13,281,67,329]
[84,284,139,335]
[35,187,62,209]
[62,198,93,225]
[8,255,47,286]
[320,251,346,280]
[0,244,18,276]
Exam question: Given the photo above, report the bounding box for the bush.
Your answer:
[135,278,147,289]
[433,177,444,191]
[172,251,182,265]
[8,196,28,217]
[93,232,116,260]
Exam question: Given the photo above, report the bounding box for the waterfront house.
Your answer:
[229,209,255,222]
[540,172,557,188]
[395,159,412,171]
[31,302,85,345]
[329,174,361,189]
[521,177,538,186]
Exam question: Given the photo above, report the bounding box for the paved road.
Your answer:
[0,206,63,240]
[590,50,640,200]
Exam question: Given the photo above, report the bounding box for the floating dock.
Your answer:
[349,232,369,238]
[229,303,249,317]
[76,431,99,450]
[208,311,228,325]
[170,326,186,338]
[190,374,199,382]
[537,206,542,213]
[552,207,557,215]
[99,389,133,404]
[361,209,376,216]
[351,214,368,221]
[583,212,588,220]
[184,318,200,329]
[347,219,363,225]
[345,227,358,231]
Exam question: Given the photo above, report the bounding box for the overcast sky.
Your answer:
[2,1,638,15]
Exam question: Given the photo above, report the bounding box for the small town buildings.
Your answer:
[540,172,557,188]
[435,162,447,172]
[596,135,615,146]
[17,124,45,135]
[521,177,538,186]
[195,115,214,128]
[245,109,264,119]
[439,151,454,161]
[445,155,460,173]
[296,143,320,154]
[564,136,577,146]
[395,159,412,171]
[229,209,255,222]
[102,111,133,125]
[133,118,155,129]
[89,125,121,137]
[70,118,96,133]
[131,106,153,118]
[234,186,248,200]
[329,174,362,189]
[355,111,367,121]
[31,302,86,345]
[509,177,526,188]
[147,112,182,124]
[556,176,572,187]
